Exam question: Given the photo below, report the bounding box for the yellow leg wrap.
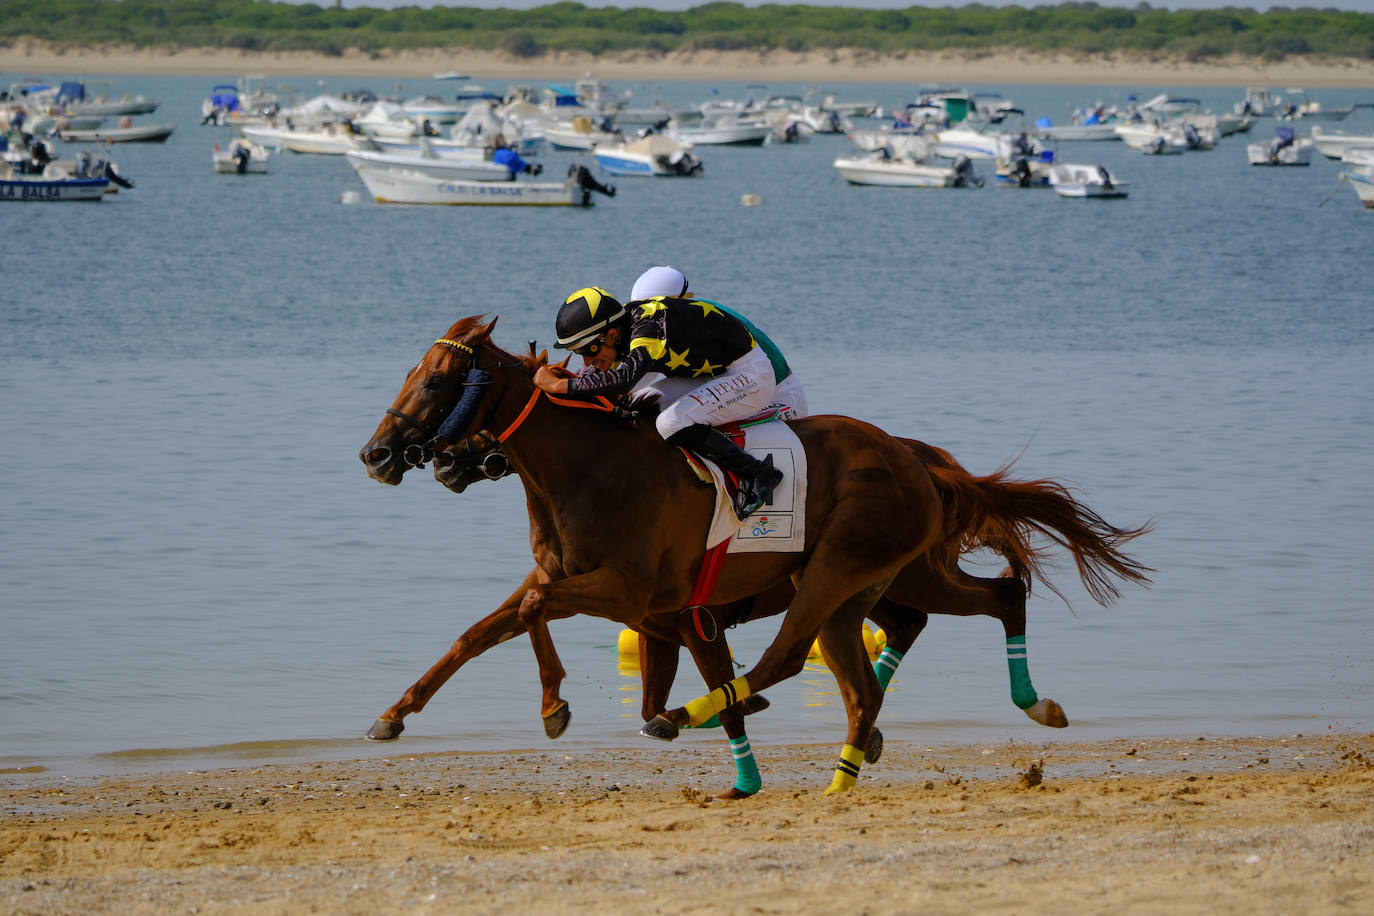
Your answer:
[683,676,752,727]
[825,743,866,795]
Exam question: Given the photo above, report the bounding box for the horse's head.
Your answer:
[359,316,504,485]
[432,431,515,494]
[430,348,552,492]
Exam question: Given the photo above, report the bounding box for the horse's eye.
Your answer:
[423,374,445,390]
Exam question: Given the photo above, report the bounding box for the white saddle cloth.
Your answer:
[696,420,808,554]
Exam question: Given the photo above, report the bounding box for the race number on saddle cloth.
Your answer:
[683,412,808,554]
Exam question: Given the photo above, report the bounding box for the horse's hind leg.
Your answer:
[366,569,541,741]
[886,561,1067,728]
[865,600,929,691]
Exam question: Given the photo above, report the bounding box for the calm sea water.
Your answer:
[2,74,1370,779]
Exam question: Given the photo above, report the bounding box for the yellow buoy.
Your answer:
[809,626,886,663]
[740,193,761,206]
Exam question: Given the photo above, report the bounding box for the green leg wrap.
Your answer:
[873,645,905,691]
[730,734,762,795]
[1006,635,1039,710]
[685,714,722,730]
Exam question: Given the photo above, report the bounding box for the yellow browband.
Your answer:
[435,338,475,355]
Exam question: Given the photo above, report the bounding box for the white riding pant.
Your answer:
[649,346,779,439]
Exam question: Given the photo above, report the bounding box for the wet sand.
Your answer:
[3,41,1374,87]
[3,732,1371,914]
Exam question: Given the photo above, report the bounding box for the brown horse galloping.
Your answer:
[360,317,1152,795]
[361,317,954,794]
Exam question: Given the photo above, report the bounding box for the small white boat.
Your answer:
[1276,91,1354,122]
[672,115,771,146]
[1340,147,1374,168]
[593,134,701,177]
[930,125,999,160]
[1343,166,1374,208]
[544,116,622,151]
[59,120,174,143]
[0,160,110,201]
[1114,122,1188,154]
[68,94,160,118]
[1247,127,1314,166]
[345,146,511,182]
[1310,126,1374,160]
[281,125,368,155]
[434,70,470,81]
[1034,121,1121,142]
[1049,163,1129,199]
[351,163,615,206]
[402,96,461,125]
[1235,87,1284,118]
[213,139,270,174]
[993,133,1053,187]
[833,150,981,188]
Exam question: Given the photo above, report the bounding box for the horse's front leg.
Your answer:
[367,568,556,740]
[518,566,647,738]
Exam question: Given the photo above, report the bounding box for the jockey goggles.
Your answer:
[573,335,608,357]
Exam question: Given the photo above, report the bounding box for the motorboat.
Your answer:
[1276,91,1354,122]
[1049,163,1129,198]
[52,81,160,118]
[544,115,622,151]
[1340,147,1374,168]
[994,134,1054,187]
[351,162,615,206]
[1246,127,1314,166]
[1310,126,1374,160]
[833,149,982,188]
[845,126,931,158]
[1137,93,1202,116]
[1234,88,1284,118]
[0,164,109,201]
[930,125,999,160]
[1342,165,1374,208]
[1033,105,1122,141]
[213,139,270,174]
[434,70,470,81]
[280,124,370,155]
[1114,121,1188,153]
[403,96,461,125]
[593,134,702,177]
[59,119,174,143]
[345,145,512,182]
[671,114,771,146]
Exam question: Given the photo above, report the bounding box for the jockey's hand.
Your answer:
[534,364,573,395]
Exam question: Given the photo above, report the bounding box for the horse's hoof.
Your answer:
[543,703,571,739]
[640,715,680,742]
[718,786,756,800]
[1024,698,1069,728]
[743,694,770,716]
[365,718,404,741]
[866,727,884,765]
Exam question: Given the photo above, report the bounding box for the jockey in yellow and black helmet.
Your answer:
[536,285,785,520]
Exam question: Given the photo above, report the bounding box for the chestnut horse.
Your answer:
[360,317,1152,794]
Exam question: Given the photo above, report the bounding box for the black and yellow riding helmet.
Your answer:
[555,286,626,351]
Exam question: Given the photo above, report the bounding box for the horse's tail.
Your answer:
[906,438,1153,607]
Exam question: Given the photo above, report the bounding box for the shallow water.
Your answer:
[1,74,1371,777]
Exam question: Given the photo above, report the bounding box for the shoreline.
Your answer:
[3,732,1371,913]
[4,41,1374,87]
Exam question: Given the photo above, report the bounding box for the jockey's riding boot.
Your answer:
[668,424,784,520]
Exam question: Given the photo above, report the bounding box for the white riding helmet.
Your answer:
[630,265,690,302]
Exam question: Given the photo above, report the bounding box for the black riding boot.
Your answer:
[668,424,784,520]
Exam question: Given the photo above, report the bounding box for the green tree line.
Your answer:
[2,1,1371,62]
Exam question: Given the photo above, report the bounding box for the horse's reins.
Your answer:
[396,336,616,467]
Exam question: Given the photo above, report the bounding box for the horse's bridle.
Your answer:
[387,336,496,469]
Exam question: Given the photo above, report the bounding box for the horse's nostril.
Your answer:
[364,447,389,465]
[435,453,454,470]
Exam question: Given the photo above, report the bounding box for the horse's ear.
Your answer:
[479,316,499,340]
[556,353,573,370]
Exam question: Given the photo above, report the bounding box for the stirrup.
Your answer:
[732,456,782,520]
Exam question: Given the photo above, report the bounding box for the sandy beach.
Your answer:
[2,732,1370,914]
[3,41,1374,87]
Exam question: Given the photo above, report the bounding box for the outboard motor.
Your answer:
[1009,157,1032,187]
[1183,123,1201,149]
[952,155,983,188]
[74,151,92,178]
[567,163,616,201]
[233,143,251,173]
[1096,165,1114,191]
[1270,126,1295,163]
